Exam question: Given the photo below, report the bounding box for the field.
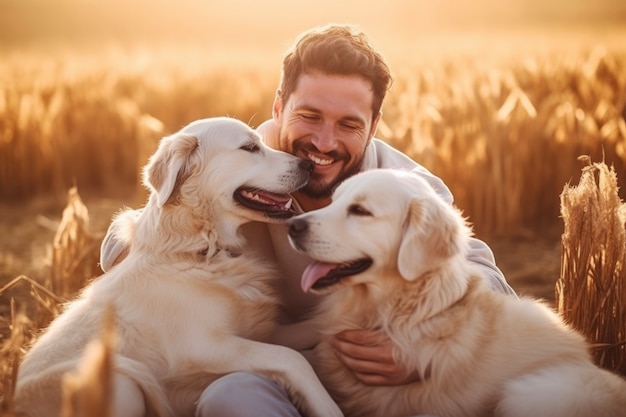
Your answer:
[1,14,626,414]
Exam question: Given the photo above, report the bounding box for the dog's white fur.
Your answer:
[15,117,342,417]
[287,168,626,417]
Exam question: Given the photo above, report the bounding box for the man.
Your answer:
[101,24,516,417]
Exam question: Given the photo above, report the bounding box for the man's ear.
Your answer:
[143,133,199,207]
[272,89,283,122]
[397,197,463,281]
[369,111,382,141]
[366,112,383,146]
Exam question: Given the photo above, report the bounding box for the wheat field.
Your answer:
[1,33,626,414]
[2,42,626,235]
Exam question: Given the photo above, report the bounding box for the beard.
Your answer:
[299,158,363,198]
[279,128,366,198]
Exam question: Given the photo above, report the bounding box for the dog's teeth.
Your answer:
[285,199,292,210]
[243,191,264,203]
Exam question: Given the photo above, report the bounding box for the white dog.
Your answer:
[15,117,343,417]
[287,168,626,417]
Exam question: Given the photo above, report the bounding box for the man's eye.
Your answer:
[341,122,360,130]
[240,142,259,152]
[348,204,372,216]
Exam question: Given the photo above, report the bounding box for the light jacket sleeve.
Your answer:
[370,139,517,296]
[99,208,143,272]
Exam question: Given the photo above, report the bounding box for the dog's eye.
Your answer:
[348,204,372,216]
[240,142,259,152]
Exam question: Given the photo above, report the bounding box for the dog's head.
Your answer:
[287,169,471,294]
[144,117,312,228]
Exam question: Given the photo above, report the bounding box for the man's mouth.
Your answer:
[234,187,296,219]
[307,152,334,167]
[301,258,373,293]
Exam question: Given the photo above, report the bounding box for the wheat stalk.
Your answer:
[558,158,626,376]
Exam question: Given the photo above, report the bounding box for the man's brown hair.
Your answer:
[279,24,392,121]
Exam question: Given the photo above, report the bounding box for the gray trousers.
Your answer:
[195,372,439,417]
[196,372,300,417]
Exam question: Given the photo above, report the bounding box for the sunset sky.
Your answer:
[2,1,625,45]
[1,0,625,67]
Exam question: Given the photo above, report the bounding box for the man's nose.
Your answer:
[311,123,338,153]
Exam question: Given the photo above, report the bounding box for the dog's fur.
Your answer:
[15,117,342,417]
[287,168,626,417]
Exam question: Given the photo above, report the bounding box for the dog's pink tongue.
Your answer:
[301,261,336,292]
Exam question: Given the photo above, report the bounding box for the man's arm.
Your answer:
[99,208,142,272]
[467,237,517,296]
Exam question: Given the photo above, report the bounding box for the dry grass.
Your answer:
[61,305,115,417]
[0,188,102,416]
[558,159,626,376]
[2,45,625,236]
[49,187,102,297]
[0,46,277,203]
[0,299,29,415]
[381,47,626,236]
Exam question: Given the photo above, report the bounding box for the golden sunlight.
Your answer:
[1,0,624,58]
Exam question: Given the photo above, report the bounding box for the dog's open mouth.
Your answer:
[235,187,296,219]
[301,258,373,293]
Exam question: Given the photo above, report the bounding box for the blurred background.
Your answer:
[2,0,625,51]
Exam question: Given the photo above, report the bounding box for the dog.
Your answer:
[286,168,626,417]
[15,117,343,417]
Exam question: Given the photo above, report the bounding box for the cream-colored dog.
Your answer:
[15,117,343,417]
[287,168,626,417]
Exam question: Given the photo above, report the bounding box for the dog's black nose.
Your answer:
[298,159,314,174]
[288,217,309,239]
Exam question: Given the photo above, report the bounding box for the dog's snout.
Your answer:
[298,159,314,174]
[288,217,309,239]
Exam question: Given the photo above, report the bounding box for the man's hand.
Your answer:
[329,329,422,386]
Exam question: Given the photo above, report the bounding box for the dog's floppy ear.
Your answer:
[397,197,463,281]
[143,133,199,207]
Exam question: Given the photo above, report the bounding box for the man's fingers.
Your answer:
[330,329,423,386]
[330,334,393,362]
[333,349,404,386]
[334,329,387,346]
[333,348,397,374]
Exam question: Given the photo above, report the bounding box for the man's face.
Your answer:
[274,72,379,199]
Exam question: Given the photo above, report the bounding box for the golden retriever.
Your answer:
[15,117,343,417]
[286,168,626,417]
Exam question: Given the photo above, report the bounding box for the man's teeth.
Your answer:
[308,153,333,166]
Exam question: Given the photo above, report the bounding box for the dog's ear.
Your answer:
[143,133,199,207]
[397,197,463,281]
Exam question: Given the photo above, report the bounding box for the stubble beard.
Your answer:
[281,130,364,199]
[299,159,363,198]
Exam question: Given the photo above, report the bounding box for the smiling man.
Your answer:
[265,71,376,210]
[100,24,516,417]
